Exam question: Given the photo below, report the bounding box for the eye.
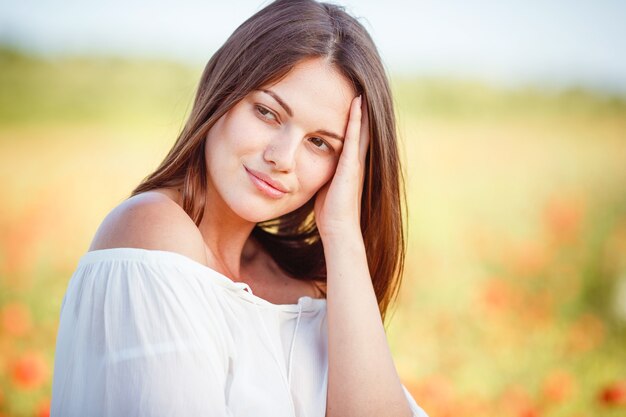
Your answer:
[255,105,278,122]
[309,136,331,152]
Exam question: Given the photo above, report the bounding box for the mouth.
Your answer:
[244,166,288,199]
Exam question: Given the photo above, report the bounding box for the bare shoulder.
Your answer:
[88,190,208,266]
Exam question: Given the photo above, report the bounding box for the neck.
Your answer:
[196,190,257,282]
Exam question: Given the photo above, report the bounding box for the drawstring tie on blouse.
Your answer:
[233,282,303,415]
[287,305,303,386]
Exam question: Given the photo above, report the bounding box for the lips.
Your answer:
[244,166,289,195]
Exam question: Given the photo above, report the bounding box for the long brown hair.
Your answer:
[130,0,406,323]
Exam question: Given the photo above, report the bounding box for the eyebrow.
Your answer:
[259,89,345,142]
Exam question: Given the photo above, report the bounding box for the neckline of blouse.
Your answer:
[78,247,327,313]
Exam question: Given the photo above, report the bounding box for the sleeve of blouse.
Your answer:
[402,383,430,417]
[50,256,233,417]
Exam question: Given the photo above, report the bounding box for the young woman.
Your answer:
[50,0,428,416]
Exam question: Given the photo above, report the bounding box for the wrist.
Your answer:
[321,231,370,282]
[320,228,365,252]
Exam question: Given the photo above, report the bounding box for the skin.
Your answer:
[197,56,354,290]
[90,56,349,304]
[320,95,413,417]
[90,55,412,416]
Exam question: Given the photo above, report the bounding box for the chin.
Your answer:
[229,200,286,224]
[231,197,308,224]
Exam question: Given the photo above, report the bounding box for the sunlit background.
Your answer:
[1,1,625,416]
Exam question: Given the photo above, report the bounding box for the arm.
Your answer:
[52,199,231,416]
[324,233,413,417]
[314,95,415,417]
[50,255,233,417]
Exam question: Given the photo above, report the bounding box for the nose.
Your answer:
[263,129,299,172]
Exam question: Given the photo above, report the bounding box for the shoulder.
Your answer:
[88,190,208,266]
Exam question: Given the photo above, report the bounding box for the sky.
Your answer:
[1,0,626,93]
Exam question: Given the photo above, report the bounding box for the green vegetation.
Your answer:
[2,46,625,128]
[0,47,201,127]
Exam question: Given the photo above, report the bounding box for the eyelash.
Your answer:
[255,105,278,122]
[254,105,332,153]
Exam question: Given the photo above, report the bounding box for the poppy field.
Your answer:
[0,48,625,416]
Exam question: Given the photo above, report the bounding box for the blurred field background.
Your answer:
[1,2,626,416]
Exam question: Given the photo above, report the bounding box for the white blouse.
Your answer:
[50,247,428,417]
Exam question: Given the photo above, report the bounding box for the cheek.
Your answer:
[298,157,338,194]
[205,115,258,163]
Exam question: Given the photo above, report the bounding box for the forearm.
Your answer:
[324,231,412,417]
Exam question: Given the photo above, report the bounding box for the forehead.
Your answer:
[261,57,355,130]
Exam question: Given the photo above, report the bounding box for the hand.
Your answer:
[314,94,370,240]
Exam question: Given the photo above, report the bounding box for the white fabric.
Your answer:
[50,247,428,417]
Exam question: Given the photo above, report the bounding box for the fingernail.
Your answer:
[357,95,362,106]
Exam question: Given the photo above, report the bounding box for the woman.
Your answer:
[50,0,428,416]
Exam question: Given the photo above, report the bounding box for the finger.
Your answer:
[358,96,370,165]
[341,95,362,164]
[313,180,329,217]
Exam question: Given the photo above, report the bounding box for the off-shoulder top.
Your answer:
[50,247,428,417]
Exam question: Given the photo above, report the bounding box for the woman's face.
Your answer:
[204,57,356,223]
